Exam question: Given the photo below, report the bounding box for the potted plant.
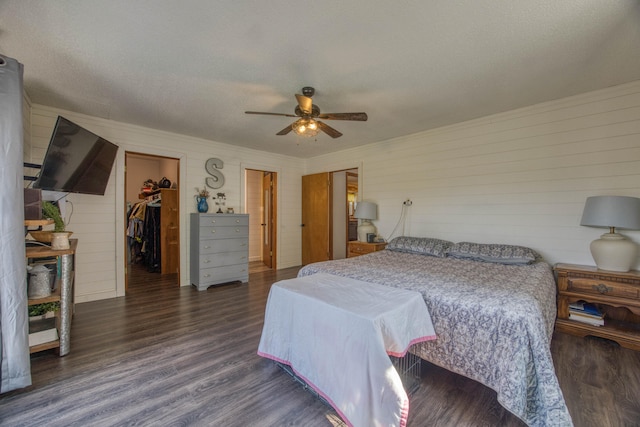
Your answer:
[30,201,72,249]
[42,201,65,231]
[28,301,60,321]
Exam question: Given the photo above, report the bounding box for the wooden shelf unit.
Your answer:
[554,263,640,351]
[26,239,77,355]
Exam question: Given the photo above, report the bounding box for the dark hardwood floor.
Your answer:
[1,265,639,426]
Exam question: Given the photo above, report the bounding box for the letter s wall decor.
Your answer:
[205,158,225,189]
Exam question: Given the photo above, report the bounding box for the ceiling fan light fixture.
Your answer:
[292,118,319,137]
[246,87,365,139]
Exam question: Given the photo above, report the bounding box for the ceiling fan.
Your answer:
[245,86,367,138]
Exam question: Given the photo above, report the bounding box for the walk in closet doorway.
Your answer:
[124,152,180,292]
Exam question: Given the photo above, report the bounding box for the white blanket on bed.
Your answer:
[257,273,436,427]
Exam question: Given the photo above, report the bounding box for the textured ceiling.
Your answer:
[1,1,640,158]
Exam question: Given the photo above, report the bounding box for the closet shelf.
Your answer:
[139,189,161,199]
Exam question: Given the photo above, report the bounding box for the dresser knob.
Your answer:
[211,230,216,233]
[593,283,612,294]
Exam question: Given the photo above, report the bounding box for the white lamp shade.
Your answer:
[353,201,377,220]
[580,196,640,272]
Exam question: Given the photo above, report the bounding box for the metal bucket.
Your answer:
[28,265,52,298]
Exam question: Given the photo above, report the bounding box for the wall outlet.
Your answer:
[403,199,412,206]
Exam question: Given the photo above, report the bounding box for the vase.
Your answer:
[51,232,71,250]
[196,196,209,213]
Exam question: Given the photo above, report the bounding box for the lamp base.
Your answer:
[357,220,376,242]
[590,233,637,272]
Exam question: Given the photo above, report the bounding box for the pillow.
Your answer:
[386,236,453,258]
[446,242,539,265]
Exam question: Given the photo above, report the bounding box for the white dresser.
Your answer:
[190,213,249,291]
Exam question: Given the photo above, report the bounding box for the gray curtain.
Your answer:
[0,53,31,392]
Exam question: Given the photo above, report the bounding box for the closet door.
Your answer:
[160,188,179,274]
[301,172,332,265]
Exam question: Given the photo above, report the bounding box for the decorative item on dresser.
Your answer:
[348,241,387,258]
[554,263,640,351]
[190,213,248,291]
[195,187,209,213]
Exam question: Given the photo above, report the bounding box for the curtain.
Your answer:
[0,53,31,392]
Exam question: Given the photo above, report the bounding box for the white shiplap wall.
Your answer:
[306,80,640,269]
[29,105,305,302]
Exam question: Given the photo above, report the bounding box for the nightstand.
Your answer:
[348,241,387,258]
[554,263,640,351]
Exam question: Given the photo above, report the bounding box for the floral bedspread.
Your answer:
[298,250,573,427]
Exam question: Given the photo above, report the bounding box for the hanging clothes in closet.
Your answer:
[142,201,162,272]
[127,200,147,264]
[127,193,162,272]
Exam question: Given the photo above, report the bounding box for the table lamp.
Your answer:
[580,195,640,272]
[354,201,377,242]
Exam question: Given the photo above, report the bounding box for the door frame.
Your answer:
[115,145,188,297]
[261,171,276,268]
[124,151,180,291]
[240,162,281,270]
[301,163,362,265]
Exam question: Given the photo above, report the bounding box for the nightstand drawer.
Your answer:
[567,277,640,300]
[348,241,387,257]
[349,243,372,255]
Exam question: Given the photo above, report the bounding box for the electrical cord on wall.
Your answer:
[64,199,73,228]
[386,201,411,241]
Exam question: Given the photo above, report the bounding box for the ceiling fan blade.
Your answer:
[317,112,368,121]
[245,111,297,118]
[317,121,343,138]
[295,94,313,115]
[276,124,294,135]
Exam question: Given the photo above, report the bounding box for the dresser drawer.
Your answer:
[199,263,248,285]
[199,250,247,269]
[199,225,248,239]
[197,214,249,227]
[199,238,248,255]
[567,277,640,300]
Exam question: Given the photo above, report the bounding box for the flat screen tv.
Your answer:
[34,116,119,196]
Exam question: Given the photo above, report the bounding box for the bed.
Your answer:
[297,237,573,427]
